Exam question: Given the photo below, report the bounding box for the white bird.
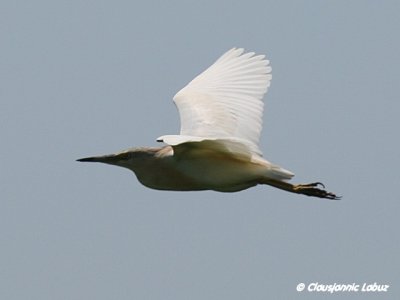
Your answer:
[78,48,339,200]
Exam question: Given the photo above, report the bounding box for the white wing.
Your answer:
[172,48,271,156]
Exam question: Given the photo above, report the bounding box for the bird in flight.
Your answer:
[78,48,339,200]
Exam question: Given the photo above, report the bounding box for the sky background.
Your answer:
[1,0,399,299]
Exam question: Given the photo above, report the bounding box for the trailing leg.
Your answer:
[259,178,340,200]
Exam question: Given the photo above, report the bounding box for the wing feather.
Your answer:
[173,48,271,156]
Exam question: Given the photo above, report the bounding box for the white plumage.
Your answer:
[171,48,270,155]
[78,48,340,199]
[158,47,293,180]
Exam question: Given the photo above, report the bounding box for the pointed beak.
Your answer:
[76,156,107,163]
[76,152,130,165]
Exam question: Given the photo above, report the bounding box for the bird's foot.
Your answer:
[293,182,341,200]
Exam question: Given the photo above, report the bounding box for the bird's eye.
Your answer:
[115,152,130,161]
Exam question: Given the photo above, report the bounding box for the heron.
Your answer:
[77,48,340,200]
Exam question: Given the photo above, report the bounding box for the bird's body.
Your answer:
[125,145,260,192]
[78,48,339,200]
[99,143,291,193]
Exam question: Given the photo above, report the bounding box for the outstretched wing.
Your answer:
[173,48,271,156]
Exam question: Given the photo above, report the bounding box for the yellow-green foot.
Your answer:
[293,182,341,200]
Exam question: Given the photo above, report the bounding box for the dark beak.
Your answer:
[76,156,102,162]
[76,152,129,164]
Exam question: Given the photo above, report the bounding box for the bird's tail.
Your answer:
[267,164,295,180]
[252,155,294,180]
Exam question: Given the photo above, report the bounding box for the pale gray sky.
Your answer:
[1,0,399,299]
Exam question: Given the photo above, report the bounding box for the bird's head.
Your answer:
[76,147,160,171]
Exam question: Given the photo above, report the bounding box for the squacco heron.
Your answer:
[78,48,339,200]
